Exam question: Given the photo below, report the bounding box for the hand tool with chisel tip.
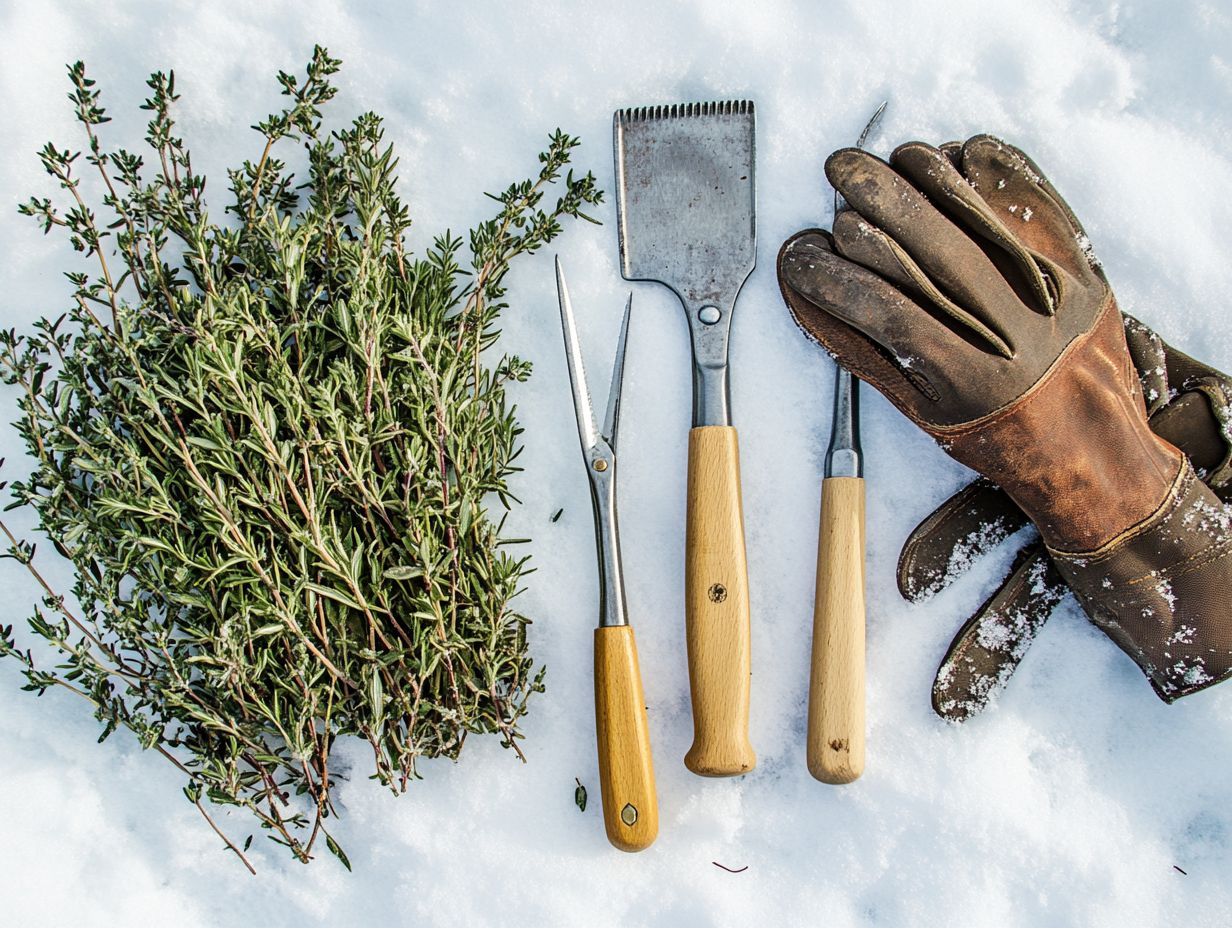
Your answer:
[613,101,756,778]
[808,101,885,785]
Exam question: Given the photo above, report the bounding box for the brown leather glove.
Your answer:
[778,134,1232,703]
[898,316,1232,720]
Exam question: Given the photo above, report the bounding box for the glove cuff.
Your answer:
[931,298,1185,553]
[1051,459,1232,701]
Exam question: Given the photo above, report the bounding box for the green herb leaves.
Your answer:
[1,47,601,873]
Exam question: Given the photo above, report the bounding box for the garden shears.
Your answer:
[555,257,658,852]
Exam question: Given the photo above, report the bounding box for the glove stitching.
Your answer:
[1047,460,1192,563]
[927,291,1117,438]
[935,182,1060,313]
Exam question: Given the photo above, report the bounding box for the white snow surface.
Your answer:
[3,1,1232,925]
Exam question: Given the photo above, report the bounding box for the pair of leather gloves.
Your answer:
[778,134,1232,720]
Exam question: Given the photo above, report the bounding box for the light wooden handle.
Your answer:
[807,476,866,784]
[683,426,756,777]
[594,625,658,852]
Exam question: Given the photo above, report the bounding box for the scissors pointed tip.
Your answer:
[602,294,633,448]
[857,101,889,149]
[837,101,891,216]
[556,259,600,453]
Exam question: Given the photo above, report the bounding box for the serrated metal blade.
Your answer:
[614,101,756,306]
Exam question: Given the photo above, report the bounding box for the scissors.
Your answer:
[555,257,658,852]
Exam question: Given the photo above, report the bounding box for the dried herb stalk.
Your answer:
[0,47,600,872]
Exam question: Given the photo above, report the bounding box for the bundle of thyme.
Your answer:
[0,47,600,872]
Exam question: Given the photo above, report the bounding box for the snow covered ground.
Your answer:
[2,0,1231,924]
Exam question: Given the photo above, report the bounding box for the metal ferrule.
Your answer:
[586,440,627,627]
[685,299,734,427]
[824,365,863,478]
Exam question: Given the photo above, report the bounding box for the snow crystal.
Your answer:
[974,607,1034,657]
[1174,658,1213,687]
[1155,579,1177,611]
[1075,232,1102,269]
[1026,556,1051,595]
[1167,625,1196,646]
[1181,498,1232,537]
[907,515,1016,601]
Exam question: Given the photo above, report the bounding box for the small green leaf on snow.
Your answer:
[326,833,352,871]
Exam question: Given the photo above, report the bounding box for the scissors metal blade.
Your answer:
[556,257,602,455]
[602,295,632,450]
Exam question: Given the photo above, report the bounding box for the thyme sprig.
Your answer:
[0,46,601,872]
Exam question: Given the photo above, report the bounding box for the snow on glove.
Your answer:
[898,316,1232,721]
[777,134,1232,703]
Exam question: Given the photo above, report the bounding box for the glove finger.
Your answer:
[832,210,1014,358]
[1123,313,1232,489]
[826,147,1034,357]
[1152,392,1228,478]
[1161,336,1232,398]
[1122,314,1169,415]
[956,135,1098,283]
[891,140,1058,315]
[779,230,993,422]
[938,140,963,167]
[897,477,1032,603]
[1145,318,1232,490]
[932,544,1066,723]
[831,211,915,290]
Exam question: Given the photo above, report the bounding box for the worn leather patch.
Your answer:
[931,297,1184,553]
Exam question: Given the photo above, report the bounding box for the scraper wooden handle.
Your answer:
[594,625,658,852]
[684,426,756,777]
[807,475,866,784]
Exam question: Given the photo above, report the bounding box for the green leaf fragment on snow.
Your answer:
[326,834,352,872]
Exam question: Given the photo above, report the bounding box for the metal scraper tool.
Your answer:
[614,100,756,777]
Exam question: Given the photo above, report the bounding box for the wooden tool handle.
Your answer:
[683,426,756,777]
[594,625,658,852]
[807,476,866,784]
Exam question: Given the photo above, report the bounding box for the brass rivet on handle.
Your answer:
[593,459,608,472]
[620,803,638,826]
